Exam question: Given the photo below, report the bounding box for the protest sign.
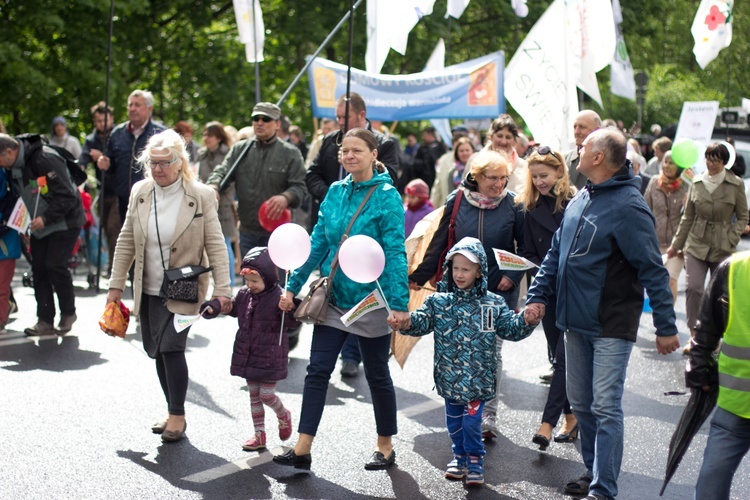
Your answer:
[340,289,387,327]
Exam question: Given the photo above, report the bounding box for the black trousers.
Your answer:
[30,228,79,323]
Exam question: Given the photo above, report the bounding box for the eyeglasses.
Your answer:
[252,115,274,123]
[146,157,179,169]
[537,145,563,163]
[482,174,510,183]
[705,157,723,164]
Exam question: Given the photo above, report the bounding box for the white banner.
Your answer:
[609,0,636,101]
[675,101,720,144]
[492,248,537,271]
[340,289,387,327]
[174,313,201,333]
[692,0,733,69]
[366,0,436,73]
[233,0,265,63]
[6,197,30,233]
[505,0,577,150]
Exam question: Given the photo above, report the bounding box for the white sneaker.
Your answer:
[481,414,498,439]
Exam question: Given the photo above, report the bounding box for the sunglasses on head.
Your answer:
[537,145,562,162]
[252,115,274,123]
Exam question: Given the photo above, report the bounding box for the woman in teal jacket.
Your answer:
[275,128,410,472]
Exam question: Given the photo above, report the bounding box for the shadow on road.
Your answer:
[0,335,107,372]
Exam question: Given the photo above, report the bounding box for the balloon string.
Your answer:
[375,279,392,315]
[279,269,289,346]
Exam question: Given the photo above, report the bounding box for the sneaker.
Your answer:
[278,409,292,441]
[57,314,77,334]
[340,360,359,378]
[465,455,484,486]
[24,321,56,336]
[8,299,17,315]
[445,455,466,480]
[481,413,498,440]
[241,431,266,451]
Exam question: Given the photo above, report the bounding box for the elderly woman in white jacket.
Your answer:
[107,129,232,443]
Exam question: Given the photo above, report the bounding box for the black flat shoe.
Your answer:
[532,433,550,451]
[272,449,312,470]
[554,423,579,443]
[364,450,395,470]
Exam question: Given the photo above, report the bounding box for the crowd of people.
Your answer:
[3,91,750,498]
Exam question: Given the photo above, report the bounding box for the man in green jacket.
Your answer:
[207,103,307,256]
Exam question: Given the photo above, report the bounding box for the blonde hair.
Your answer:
[467,149,509,181]
[516,148,576,213]
[137,129,195,183]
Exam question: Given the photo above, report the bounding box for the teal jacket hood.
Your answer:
[439,236,488,299]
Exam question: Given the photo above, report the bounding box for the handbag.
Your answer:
[435,189,463,282]
[153,188,213,303]
[294,185,377,324]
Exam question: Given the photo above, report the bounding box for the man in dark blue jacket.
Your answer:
[526,128,679,500]
[97,89,165,223]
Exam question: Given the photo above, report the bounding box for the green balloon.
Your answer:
[672,138,699,169]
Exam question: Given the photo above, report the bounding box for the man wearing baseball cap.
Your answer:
[207,102,307,256]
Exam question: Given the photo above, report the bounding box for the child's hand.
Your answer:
[523,303,545,325]
[388,311,411,331]
[279,291,295,312]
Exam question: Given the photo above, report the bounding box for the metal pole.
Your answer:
[276,0,364,107]
[252,0,261,102]
[96,0,115,293]
[344,0,355,134]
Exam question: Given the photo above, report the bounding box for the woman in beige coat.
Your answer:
[667,143,748,353]
[107,129,232,442]
[644,151,689,303]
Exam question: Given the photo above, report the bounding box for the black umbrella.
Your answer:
[660,386,719,496]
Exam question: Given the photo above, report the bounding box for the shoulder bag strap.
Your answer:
[328,184,378,286]
[153,188,167,272]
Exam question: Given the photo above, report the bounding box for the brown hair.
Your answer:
[203,121,232,147]
[487,114,519,139]
[453,137,474,163]
[343,128,385,173]
[516,147,576,213]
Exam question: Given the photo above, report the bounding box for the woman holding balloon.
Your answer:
[667,141,748,354]
[274,128,410,471]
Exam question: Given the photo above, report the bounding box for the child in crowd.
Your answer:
[403,178,435,237]
[388,237,539,486]
[203,247,299,451]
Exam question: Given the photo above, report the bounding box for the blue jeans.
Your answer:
[340,334,362,365]
[225,236,235,287]
[695,407,750,500]
[298,325,397,437]
[239,231,269,259]
[446,399,485,458]
[565,331,633,500]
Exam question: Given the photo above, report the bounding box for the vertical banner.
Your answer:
[610,0,636,101]
[692,0,733,69]
[308,52,504,121]
[366,0,437,73]
[233,0,265,62]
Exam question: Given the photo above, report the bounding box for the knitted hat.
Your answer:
[405,178,429,200]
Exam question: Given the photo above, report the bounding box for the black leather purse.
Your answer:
[154,188,212,303]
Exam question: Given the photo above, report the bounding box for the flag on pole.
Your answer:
[691,0,733,70]
[366,0,437,73]
[423,39,453,148]
[565,0,616,107]
[233,0,265,63]
[610,0,636,101]
[445,0,470,19]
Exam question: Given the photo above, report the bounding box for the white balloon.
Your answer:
[268,223,311,270]
[515,3,529,17]
[719,141,737,171]
[338,235,386,284]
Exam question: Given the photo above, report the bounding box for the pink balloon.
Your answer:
[268,223,311,270]
[338,235,386,283]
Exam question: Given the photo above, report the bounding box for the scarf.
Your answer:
[451,161,466,187]
[657,172,683,194]
[701,168,726,195]
[460,184,506,210]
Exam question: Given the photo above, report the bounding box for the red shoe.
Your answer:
[242,431,266,451]
[278,409,293,441]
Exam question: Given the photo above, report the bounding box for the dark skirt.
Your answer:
[139,294,191,358]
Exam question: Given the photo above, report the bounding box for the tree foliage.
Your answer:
[0,0,746,140]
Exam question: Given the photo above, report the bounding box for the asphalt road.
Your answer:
[2,241,749,499]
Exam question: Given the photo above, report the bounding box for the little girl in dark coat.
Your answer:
[204,247,300,451]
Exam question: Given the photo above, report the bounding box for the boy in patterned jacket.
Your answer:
[389,237,539,486]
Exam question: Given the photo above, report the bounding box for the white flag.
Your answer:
[423,39,453,147]
[692,0,733,69]
[610,0,636,100]
[340,289,387,327]
[6,197,30,233]
[366,0,436,73]
[174,313,201,333]
[492,248,538,271]
[445,0,470,18]
[233,0,265,63]
[565,0,616,106]
[505,0,577,150]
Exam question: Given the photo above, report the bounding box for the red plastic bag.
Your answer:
[99,301,130,338]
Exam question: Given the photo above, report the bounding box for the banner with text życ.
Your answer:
[307,52,504,121]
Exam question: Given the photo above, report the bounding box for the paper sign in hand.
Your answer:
[6,198,30,233]
[340,289,387,327]
[174,313,201,333]
[492,248,538,271]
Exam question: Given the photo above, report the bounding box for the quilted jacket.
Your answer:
[401,237,535,403]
